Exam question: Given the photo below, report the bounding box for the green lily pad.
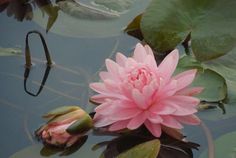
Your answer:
[66,114,93,135]
[33,0,151,38]
[117,139,160,158]
[176,56,227,102]
[140,0,236,61]
[199,131,236,158]
[43,106,81,119]
[203,48,236,103]
[0,47,22,56]
[196,48,236,120]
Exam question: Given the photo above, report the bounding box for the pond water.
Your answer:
[1,1,236,158]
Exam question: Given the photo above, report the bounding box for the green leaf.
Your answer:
[124,14,144,40]
[117,139,160,158]
[66,114,93,135]
[33,0,152,38]
[197,48,236,120]
[125,14,142,32]
[177,56,227,102]
[43,106,81,119]
[0,47,22,56]
[199,131,236,158]
[47,108,86,124]
[203,48,236,103]
[141,0,236,61]
[192,69,227,102]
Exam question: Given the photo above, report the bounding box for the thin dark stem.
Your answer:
[25,30,53,67]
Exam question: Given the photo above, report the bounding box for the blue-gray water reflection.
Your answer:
[1,1,236,158]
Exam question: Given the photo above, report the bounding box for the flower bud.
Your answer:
[36,106,93,147]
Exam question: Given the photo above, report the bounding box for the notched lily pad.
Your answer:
[140,0,236,61]
[176,55,227,102]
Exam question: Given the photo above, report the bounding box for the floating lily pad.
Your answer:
[199,131,236,158]
[33,0,151,38]
[0,47,22,56]
[140,0,236,61]
[203,48,236,103]
[117,139,160,158]
[176,56,227,102]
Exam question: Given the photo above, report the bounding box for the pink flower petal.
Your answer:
[168,95,200,107]
[133,43,147,62]
[94,117,117,127]
[147,112,163,123]
[176,115,201,125]
[99,71,112,81]
[150,103,176,115]
[176,87,204,96]
[105,59,120,80]
[144,55,158,72]
[144,45,154,56]
[142,82,157,105]
[174,69,197,91]
[144,120,162,137]
[95,101,114,115]
[154,100,197,116]
[110,108,142,121]
[116,52,127,67]
[161,115,183,129]
[104,79,120,92]
[132,89,148,109]
[157,49,179,81]
[90,82,107,94]
[127,112,147,129]
[109,120,130,131]
[158,79,177,98]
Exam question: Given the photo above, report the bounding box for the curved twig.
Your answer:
[200,121,215,158]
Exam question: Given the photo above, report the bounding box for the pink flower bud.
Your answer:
[36,106,93,147]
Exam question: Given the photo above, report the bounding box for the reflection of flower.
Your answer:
[36,106,93,147]
[90,43,203,137]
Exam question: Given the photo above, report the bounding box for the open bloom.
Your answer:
[36,106,93,147]
[90,43,203,137]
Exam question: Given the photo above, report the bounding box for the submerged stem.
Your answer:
[25,30,53,67]
[200,121,215,158]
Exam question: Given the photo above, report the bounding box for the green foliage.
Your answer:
[117,139,160,158]
[177,55,227,102]
[66,114,93,135]
[140,0,236,61]
[43,106,81,119]
[199,131,236,158]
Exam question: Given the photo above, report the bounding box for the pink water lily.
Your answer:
[90,43,203,137]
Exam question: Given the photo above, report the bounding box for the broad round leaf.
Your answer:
[141,0,236,61]
[117,139,160,158]
[204,47,236,103]
[199,131,236,158]
[176,56,227,102]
